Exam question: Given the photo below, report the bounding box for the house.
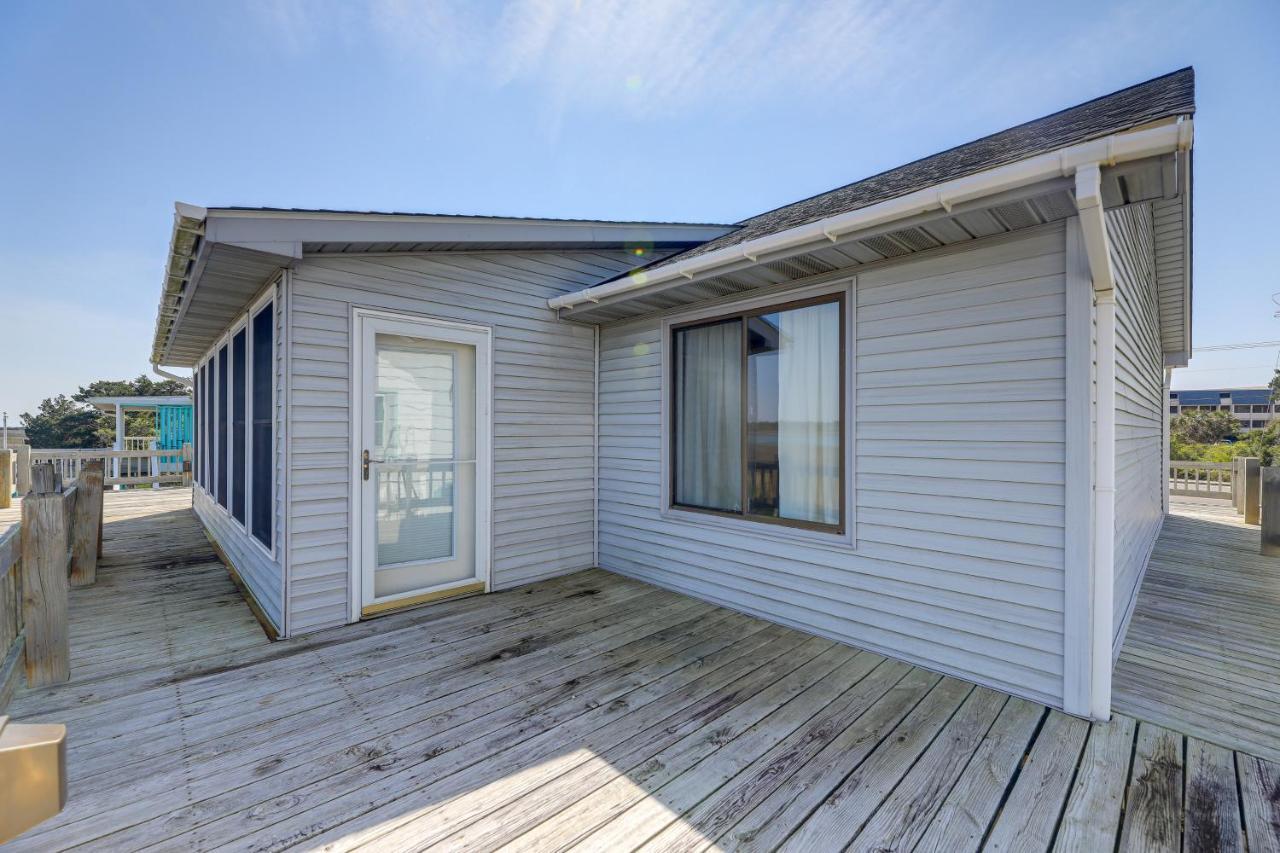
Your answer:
[86,395,194,484]
[1170,387,1277,430]
[149,68,1194,721]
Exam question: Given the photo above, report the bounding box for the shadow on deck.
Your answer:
[5,489,1280,850]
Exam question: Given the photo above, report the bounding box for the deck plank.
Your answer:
[1183,738,1244,852]
[1054,714,1136,852]
[1237,753,1280,853]
[1118,722,1185,853]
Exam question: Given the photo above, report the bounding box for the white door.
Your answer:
[355,311,490,616]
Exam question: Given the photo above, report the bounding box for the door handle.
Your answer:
[362,449,385,481]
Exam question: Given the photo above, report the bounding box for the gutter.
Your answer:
[151,363,193,391]
[151,202,208,365]
[548,119,1194,312]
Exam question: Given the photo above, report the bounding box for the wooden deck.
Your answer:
[1115,495,1280,764]
[4,488,1280,851]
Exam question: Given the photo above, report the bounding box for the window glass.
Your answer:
[251,304,273,548]
[216,344,229,508]
[231,329,247,523]
[672,319,741,512]
[671,294,844,531]
[746,302,841,525]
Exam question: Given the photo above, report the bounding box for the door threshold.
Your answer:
[361,580,486,618]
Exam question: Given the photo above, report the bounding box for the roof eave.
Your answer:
[550,118,1195,313]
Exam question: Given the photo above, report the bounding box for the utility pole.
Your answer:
[2,411,7,449]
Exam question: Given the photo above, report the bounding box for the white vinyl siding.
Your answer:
[284,250,655,634]
[598,225,1070,707]
[1109,203,1165,652]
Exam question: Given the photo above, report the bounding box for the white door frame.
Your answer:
[348,307,493,621]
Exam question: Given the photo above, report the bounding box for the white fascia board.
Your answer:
[549,119,1194,311]
[203,211,734,248]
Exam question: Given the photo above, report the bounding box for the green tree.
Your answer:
[1270,368,1280,404]
[20,395,110,448]
[19,374,190,449]
[1170,409,1239,444]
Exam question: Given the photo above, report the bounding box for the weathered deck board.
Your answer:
[1114,496,1280,763]
[4,489,1280,851]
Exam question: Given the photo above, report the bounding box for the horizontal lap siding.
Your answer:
[286,251,644,634]
[1109,204,1164,652]
[194,486,284,628]
[598,226,1070,707]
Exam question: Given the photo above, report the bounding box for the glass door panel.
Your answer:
[359,318,485,612]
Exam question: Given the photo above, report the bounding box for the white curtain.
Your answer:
[777,302,840,524]
[674,321,741,510]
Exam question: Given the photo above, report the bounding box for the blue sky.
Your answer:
[2,0,1278,419]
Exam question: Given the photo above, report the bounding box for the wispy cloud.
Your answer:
[262,0,949,123]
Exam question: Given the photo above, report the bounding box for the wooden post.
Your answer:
[1245,458,1262,526]
[0,450,10,510]
[182,443,193,487]
[14,446,30,496]
[1233,457,1246,514]
[69,461,104,587]
[20,464,70,687]
[1262,467,1280,556]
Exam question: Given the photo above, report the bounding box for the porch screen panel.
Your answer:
[216,344,229,508]
[231,328,247,524]
[201,365,210,489]
[194,367,202,487]
[250,304,273,549]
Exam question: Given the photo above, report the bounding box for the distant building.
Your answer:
[1169,388,1277,431]
[1,426,27,447]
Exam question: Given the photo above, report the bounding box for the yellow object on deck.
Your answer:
[0,715,67,843]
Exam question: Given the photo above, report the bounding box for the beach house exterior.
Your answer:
[149,68,1195,720]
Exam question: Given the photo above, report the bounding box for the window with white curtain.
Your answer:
[671,293,845,532]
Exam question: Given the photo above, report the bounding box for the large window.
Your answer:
[231,328,247,524]
[671,293,845,532]
[250,303,273,549]
[216,344,229,508]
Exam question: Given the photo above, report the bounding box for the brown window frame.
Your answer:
[669,291,847,535]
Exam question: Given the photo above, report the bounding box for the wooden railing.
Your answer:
[123,436,157,451]
[1168,461,1232,499]
[0,461,105,707]
[30,445,191,488]
[0,523,23,709]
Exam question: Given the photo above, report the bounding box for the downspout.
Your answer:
[1074,162,1116,721]
[152,363,193,390]
[593,325,600,569]
[1163,367,1172,514]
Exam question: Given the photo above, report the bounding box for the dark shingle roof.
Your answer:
[645,67,1195,271]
